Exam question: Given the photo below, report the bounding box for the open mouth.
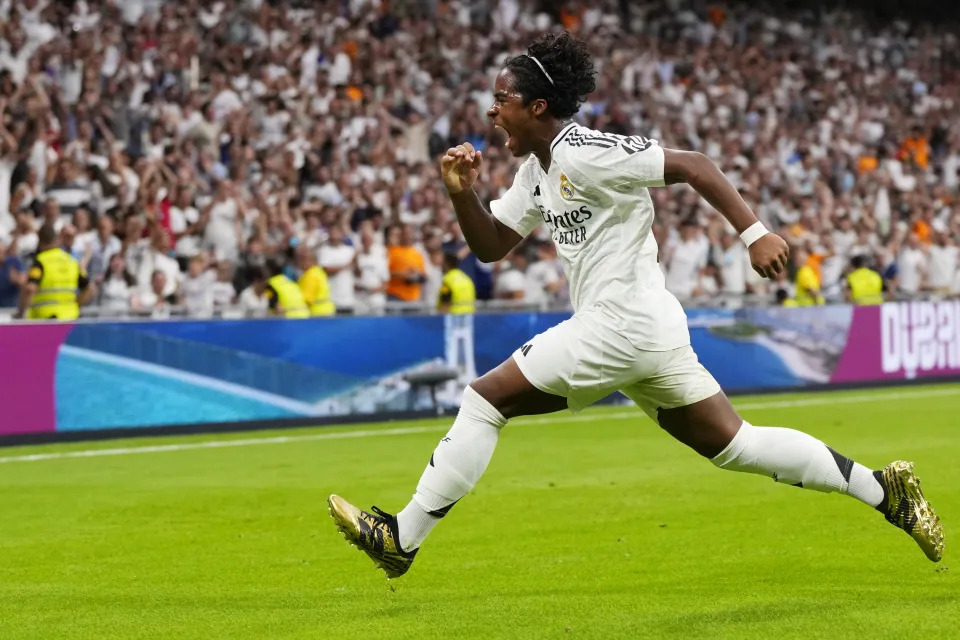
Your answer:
[495,123,514,151]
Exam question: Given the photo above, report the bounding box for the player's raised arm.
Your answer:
[663,148,789,279]
[441,142,524,263]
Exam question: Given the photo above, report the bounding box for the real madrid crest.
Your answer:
[559,173,575,200]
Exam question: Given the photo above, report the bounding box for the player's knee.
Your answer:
[467,376,501,408]
[468,360,566,420]
[657,402,742,459]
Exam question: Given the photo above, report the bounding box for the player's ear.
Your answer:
[530,98,548,117]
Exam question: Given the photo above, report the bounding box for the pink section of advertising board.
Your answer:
[0,323,73,435]
[831,302,960,383]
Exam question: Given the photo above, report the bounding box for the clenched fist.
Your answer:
[749,233,790,279]
[441,142,483,194]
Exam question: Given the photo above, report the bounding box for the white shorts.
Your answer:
[512,306,721,420]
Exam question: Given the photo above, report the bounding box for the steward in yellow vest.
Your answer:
[845,256,884,305]
[776,288,800,308]
[438,253,475,314]
[17,223,92,320]
[253,260,309,319]
[295,244,336,316]
[793,249,825,306]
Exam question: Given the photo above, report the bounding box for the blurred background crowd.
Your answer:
[0,0,958,318]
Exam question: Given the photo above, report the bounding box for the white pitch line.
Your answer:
[0,386,957,464]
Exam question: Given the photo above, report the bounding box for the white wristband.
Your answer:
[740,221,769,247]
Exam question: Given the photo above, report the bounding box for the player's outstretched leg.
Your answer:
[329,358,566,578]
[658,393,944,562]
[327,385,504,578]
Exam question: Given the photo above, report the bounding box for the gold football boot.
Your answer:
[328,495,418,578]
[879,461,944,562]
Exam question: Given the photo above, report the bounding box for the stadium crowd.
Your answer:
[0,0,958,318]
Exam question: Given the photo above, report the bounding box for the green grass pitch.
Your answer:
[1,384,958,639]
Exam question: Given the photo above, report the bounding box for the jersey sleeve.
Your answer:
[564,137,666,191]
[489,164,542,238]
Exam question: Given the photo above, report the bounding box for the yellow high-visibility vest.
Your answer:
[439,268,475,314]
[267,274,309,319]
[28,248,82,320]
[795,265,825,306]
[298,266,336,316]
[847,267,884,305]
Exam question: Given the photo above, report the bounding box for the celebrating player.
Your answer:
[329,32,943,578]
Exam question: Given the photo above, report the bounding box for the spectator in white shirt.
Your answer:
[715,233,747,295]
[695,261,722,299]
[180,255,216,318]
[210,73,243,123]
[299,212,328,250]
[259,96,291,149]
[138,270,174,319]
[897,233,929,295]
[818,234,845,300]
[201,180,244,263]
[122,215,148,277]
[72,207,96,262]
[170,186,201,260]
[98,253,139,314]
[665,220,709,300]
[137,227,181,299]
[832,215,858,257]
[210,262,237,309]
[0,103,16,233]
[928,231,958,293]
[9,166,39,222]
[302,166,343,206]
[399,190,432,227]
[317,224,356,312]
[494,250,528,301]
[849,227,879,261]
[423,248,444,307]
[11,211,38,260]
[238,266,269,315]
[525,241,564,306]
[354,229,389,315]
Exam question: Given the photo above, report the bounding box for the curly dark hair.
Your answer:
[503,32,597,120]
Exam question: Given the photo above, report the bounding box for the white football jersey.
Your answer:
[490,123,689,351]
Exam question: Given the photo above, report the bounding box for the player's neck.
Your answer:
[531,119,572,172]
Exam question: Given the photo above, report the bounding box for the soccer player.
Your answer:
[328,33,943,578]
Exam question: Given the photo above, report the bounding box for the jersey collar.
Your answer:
[549,122,577,154]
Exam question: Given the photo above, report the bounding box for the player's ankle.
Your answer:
[397,500,442,552]
[872,469,889,513]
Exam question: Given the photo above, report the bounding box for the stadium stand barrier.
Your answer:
[0,290,954,322]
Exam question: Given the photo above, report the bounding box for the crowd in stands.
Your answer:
[0,0,958,318]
